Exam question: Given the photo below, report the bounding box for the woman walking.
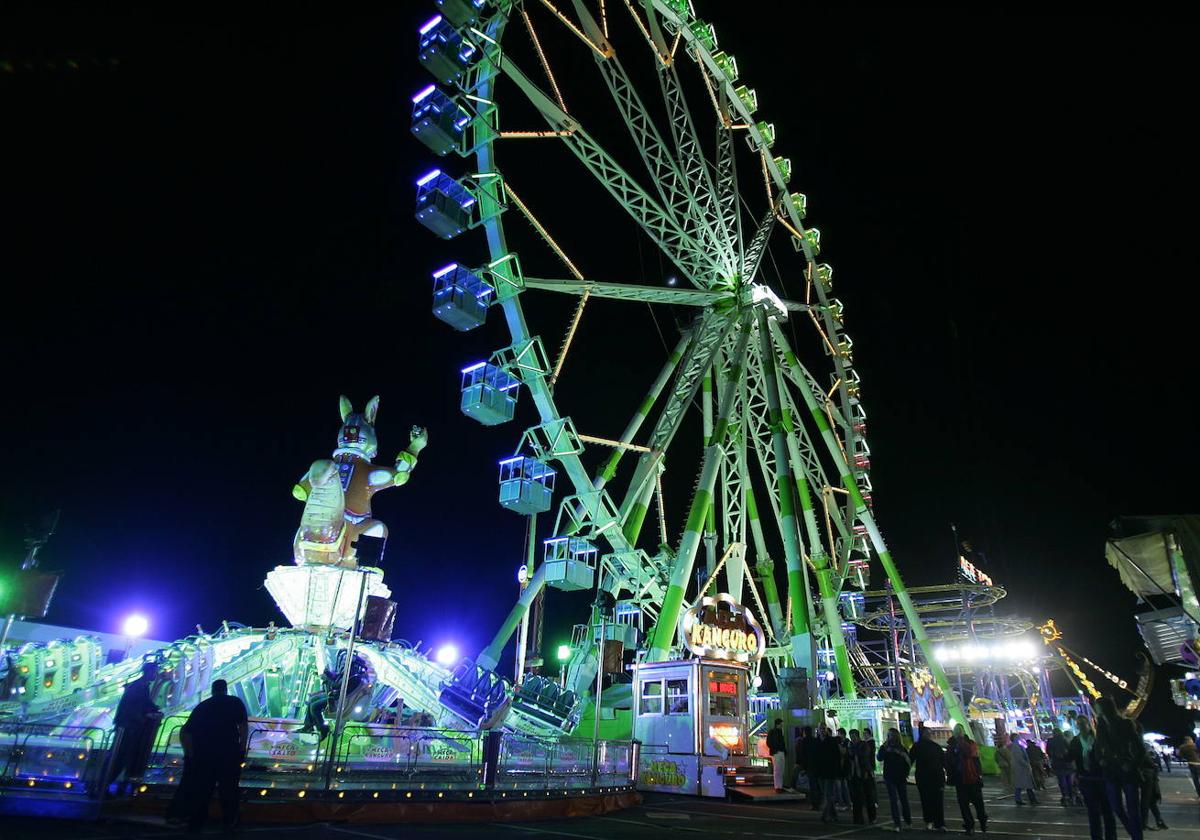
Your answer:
[878,728,913,832]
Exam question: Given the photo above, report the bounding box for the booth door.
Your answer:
[701,668,748,758]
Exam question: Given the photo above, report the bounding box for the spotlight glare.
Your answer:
[122,614,149,638]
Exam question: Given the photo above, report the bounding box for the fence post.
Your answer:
[482,730,502,790]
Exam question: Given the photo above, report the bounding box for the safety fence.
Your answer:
[1,719,636,799]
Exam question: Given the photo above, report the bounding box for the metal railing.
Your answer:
[0,722,112,795]
[124,717,634,796]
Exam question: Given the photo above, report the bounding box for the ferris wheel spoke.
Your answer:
[498,54,711,286]
[752,311,818,682]
[594,328,691,491]
[766,316,971,728]
[617,310,737,539]
[645,317,752,661]
[714,115,745,274]
[523,277,731,306]
[655,58,738,276]
[591,53,728,284]
[742,205,779,283]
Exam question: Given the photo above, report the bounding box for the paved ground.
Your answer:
[5,774,1200,840]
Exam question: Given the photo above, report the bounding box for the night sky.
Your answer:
[2,8,1193,730]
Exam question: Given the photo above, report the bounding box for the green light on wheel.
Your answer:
[556,645,571,662]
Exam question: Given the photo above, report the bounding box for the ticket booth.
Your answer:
[634,594,765,798]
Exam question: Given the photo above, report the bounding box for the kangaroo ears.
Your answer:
[339,395,353,421]
[364,395,380,425]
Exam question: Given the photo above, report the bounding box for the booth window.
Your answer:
[707,672,740,717]
[640,680,664,715]
[667,679,689,714]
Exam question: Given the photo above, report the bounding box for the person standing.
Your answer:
[1178,736,1200,797]
[847,729,878,825]
[801,726,823,811]
[767,717,787,793]
[1070,716,1116,840]
[1137,725,1168,831]
[1028,739,1048,790]
[180,679,249,834]
[1047,728,1076,805]
[107,661,161,795]
[836,727,852,807]
[945,724,988,835]
[1010,737,1040,805]
[877,727,912,832]
[1095,696,1144,840]
[818,725,843,822]
[995,734,1013,792]
[912,724,947,832]
[1161,749,1171,774]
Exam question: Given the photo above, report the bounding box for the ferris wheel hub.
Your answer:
[747,284,788,318]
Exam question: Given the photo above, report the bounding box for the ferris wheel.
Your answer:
[411,0,969,731]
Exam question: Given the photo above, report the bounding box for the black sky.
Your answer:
[1,7,1193,730]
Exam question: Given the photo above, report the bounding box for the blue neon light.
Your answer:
[419,15,443,36]
[412,85,437,104]
[461,361,487,374]
[432,263,459,279]
[416,169,442,187]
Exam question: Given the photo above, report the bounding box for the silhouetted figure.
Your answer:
[1070,716,1116,840]
[1047,728,1076,805]
[945,724,987,835]
[1095,695,1145,840]
[180,679,248,833]
[847,728,878,824]
[107,661,161,794]
[301,649,365,740]
[1178,736,1200,796]
[816,725,843,822]
[1028,739,1048,790]
[877,727,912,831]
[912,723,947,831]
[1136,723,1167,832]
[1010,737,1040,805]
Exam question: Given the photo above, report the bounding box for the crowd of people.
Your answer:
[783,698,1193,840]
[790,721,988,833]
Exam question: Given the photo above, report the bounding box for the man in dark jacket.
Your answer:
[801,726,823,810]
[180,679,249,833]
[912,723,947,831]
[767,718,787,792]
[816,725,843,822]
[107,661,160,794]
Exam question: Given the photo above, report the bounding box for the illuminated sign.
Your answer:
[708,723,743,750]
[958,556,993,587]
[680,594,765,663]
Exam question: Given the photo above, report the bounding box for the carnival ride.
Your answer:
[0,0,1005,802]
[411,0,974,734]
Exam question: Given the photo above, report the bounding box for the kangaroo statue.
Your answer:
[292,395,428,568]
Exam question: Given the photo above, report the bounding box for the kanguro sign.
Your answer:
[679,594,765,663]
